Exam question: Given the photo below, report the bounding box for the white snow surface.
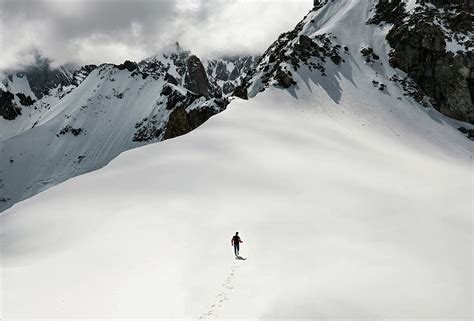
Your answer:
[1,87,472,320]
[1,0,472,320]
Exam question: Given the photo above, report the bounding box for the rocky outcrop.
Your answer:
[164,73,178,86]
[185,55,209,97]
[16,93,35,106]
[371,0,473,123]
[72,64,97,86]
[116,60,139,72]
[163,101,228,140]
[0,90,21,120]
[215,61,229,81]
[163,94,228,140]
[163,106,191,139]
[233,84,248,100]
[229,67,240,81]
[206,56,257,95]
[233,13,344,98]
[275,69,296,88]
[367,0,407,25]
[57,125,85,137]
[188,105,224,130]
[360,47,380,63]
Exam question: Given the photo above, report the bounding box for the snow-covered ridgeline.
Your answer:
[0,50,228,212]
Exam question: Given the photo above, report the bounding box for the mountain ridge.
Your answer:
[0,0,472,213]
[0,1,471,319]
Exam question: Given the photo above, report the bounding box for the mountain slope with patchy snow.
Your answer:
[206,55,258,95]
[1,0,472,320]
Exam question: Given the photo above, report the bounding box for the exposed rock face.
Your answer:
[133,46,232,143]
[116,60,139,72]
[367,0,407,25]
[164,72,178,85]
[0,90,21,120]
[185,55,209,97]
[163,100,228,140]
[163,106,192,139]
[360,47,380,63]
[187,105,224,129]
[57,125,84,137]
[72,65,98,86]
[233,84,248,100]
[275,69,296,88]
[16,93,35,106]
[229,67,240,81]
[372,0,473,123]
[141,45,222,98]
[206,56,257,95]
[215,61,229,81]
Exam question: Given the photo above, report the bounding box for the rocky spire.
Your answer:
[184,55,209,97]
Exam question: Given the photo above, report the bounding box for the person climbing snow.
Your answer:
[231,232,243,257]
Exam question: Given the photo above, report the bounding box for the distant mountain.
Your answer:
[0,54,76,123]
[0,44,238,211]
[1,0,472,213]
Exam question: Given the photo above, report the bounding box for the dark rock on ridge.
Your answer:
[16,93,35,106]
[367,0,407,25]
[185,55,209,97]
[163,106,191,139]
[72,65,98,86]
[0,90,21,120]
[233,84,248,100]
[116,60,139,72]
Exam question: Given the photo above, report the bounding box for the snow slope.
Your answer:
[1,88,471,320]
[1,0,472,320]
[0,65,164,211]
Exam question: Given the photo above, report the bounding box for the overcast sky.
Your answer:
[0,0,310,70]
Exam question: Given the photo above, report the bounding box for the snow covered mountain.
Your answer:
[0,1,472,318]
[0,44,230,212]
[235,0,473,123]
[1,1,471,214]
[0,54,76,134]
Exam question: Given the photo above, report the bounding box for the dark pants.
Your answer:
[234,244,239,256]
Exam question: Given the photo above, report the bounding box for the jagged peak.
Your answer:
[144,42,192,63]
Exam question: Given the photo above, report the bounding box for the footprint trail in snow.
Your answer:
[199,261,240,320]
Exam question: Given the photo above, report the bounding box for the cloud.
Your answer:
[0,0,311,70]
[178,0,311,59]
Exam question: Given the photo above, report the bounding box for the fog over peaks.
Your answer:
[0,0,310,70]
